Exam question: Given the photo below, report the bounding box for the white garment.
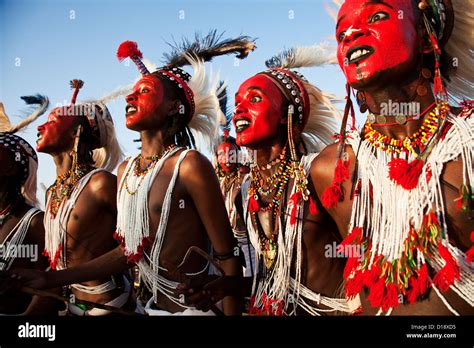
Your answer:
[144,298,215,316]
[67,276,132,316]
[0,208,41,271]
[242,153,352,315]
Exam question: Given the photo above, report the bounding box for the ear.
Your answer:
[167,99,183,116]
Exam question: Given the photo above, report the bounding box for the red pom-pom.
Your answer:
[433,242,460,292]
[388,158,424,190]
[248,195,260,212]
[117,40,143,61]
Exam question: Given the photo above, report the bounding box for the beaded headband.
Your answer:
[0,133,37,182]
[154,66,195,121]
[260,68,310,126]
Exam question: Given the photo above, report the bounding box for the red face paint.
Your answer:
[124,75,167,131]
[233,74,286,148]
[217,141,238,173]
[36,108,77,153]
[336,0,420,88]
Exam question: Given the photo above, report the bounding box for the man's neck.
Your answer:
[52,152,74,177]
[363,79,436,140]
[140,129,175,158]
[252,140,288,179]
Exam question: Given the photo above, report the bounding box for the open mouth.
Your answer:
[36,132,43,143]
[234,117,251,133]
[126,104,137,116]
[346,46,374,64]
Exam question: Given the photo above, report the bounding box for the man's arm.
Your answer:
[22,212,63,314]
[180,151,243,315]
[9,161,132,291]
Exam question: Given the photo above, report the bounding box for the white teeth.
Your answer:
[349,49,370,62]
[236,120,250,128]
[127,106,137,113]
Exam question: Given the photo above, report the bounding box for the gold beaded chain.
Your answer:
[363,102,447,156]
[123,144,177,196]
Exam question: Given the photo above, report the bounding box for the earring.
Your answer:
[71,125,83,177]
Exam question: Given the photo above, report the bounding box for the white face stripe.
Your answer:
[345,25,362,38]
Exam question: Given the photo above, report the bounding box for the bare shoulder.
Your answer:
[117,159,130,181]
[88,170,117,194]
[180,150,215,180]
[310,143,340,181]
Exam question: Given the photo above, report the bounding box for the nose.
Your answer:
[126,93,137,103]
[343,26,366,44]
[37,124,44,132]
[234,102,247,116]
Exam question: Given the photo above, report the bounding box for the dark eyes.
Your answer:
[141,88,150,93]
[250,95,262,103]
[369,11,388,23]
[338,31,346,43]
[337,11,389,42]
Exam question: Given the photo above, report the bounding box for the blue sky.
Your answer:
[0,0,350,206]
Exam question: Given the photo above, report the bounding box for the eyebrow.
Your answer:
[336,14,346,31]
[235,86,263,97]
[363,0,394,9]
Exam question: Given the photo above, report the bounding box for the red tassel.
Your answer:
[340,227,363,248]
[334,159,350,183]
[406,263,431,303]
[417,263,430,295]
[117,40,143,61]
[382,283,399,311]
[321,159,350,209]
[343,254,360,278]
[289,192,302,225]
[466,248,474,262]
[223,129,230,140]
[344,270,365,298]
[433,242,460,292]
[364,260,382,288]
[309,196,319,215]
[321,184,343,209]
[248,195,260,212]
[367,278,385,309]
[467,232,474,262]
[388,158,424,190]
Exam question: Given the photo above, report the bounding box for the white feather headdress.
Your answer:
[264,43,342,152]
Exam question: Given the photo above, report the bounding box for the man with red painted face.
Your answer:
[233,45,360,315]
[36,80,133,316]
[113,36,258,315]
[214,88,254,280]
[313,0,473,315]
[0,96,60,314]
